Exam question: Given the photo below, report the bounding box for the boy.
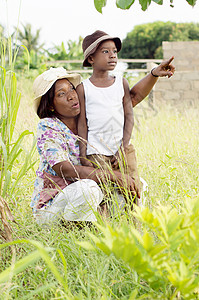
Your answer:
[77,30,142,204]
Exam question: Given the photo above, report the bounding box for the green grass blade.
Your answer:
[7,130,34,168]
[0,250,41,283]
[19,283,56,300]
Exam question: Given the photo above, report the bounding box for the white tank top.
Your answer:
[83,75,124,156]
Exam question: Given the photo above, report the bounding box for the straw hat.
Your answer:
[33,67,81,111]
[82,30,122,67]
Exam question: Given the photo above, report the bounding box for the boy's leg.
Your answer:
[87,154,111,170]
[122,144,142,206]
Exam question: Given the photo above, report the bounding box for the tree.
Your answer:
[15,23,44,52]
[94,0,197,13]
[13,23,46,70]
[47,37,84,70]
[47,37,84,61]
[119,22,199,60]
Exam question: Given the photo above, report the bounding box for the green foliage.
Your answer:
[15,23,44,53]
[94,0,197,12]
[116,0,135,10]
[47,37,84,70]
[79,196,199,298]
[0,38,36,201]
[0,100,198,298]
[15,48,48,70]
[94,0,107,13]
[187,0,197,5]
[0,239,73,299]
[12,23,48,70]
[47,37,84,61]
[120,21,199,60]
[0,24,4,38]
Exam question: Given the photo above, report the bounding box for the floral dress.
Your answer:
[31,117,80,211]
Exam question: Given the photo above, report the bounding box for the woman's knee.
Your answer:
[79,179,103,203]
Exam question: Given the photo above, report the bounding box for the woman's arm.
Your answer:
[53,160,139,197]
[76,83,93,167]
[131,56,175,107]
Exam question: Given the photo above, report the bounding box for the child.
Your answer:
[77,30,142,204]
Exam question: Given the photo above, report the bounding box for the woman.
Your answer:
[31,67,137,224]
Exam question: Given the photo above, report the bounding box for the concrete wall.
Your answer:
[153,41,199,105]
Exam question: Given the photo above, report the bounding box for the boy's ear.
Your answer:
[88,55,94,65]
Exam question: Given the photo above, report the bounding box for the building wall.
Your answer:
[153,41,199,105]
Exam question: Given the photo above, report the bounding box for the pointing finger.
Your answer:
[162,56,174,67]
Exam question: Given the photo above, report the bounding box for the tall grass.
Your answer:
[0,80,198,298]
[0,38,36,203]
[0,36,36,249]
[0,31,199,298]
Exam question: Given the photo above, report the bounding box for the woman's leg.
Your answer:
[63,179,103,221]
[34,179,103,224]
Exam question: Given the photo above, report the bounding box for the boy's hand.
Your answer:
[115,172,136,195]
[80,157,93,167]
[111,155,119,169]
[111,147,125,169]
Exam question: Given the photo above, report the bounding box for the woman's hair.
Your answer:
[37,83,56,119]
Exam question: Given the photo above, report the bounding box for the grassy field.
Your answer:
[0,74,199,299]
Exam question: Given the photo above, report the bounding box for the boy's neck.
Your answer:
[90,70,115,87]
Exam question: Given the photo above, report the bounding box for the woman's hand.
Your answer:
[151,56,175,78]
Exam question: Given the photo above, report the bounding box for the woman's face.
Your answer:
[53,79,80,119]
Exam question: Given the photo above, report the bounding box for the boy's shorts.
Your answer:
[87,144,141,201]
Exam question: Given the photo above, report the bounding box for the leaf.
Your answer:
[139,0,152,11]
[7,130,33,168]
[77,241,96,251]
[129,288,138,299]
[116,0,135,10]
[152,0,163,4]
[142,230,154,251]
[186,0,197,6]
[94,0,107,13]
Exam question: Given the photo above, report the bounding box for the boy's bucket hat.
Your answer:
[82,30,122,67]
[33,67,81,111]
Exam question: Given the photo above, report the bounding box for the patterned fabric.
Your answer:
[31,117,80,210]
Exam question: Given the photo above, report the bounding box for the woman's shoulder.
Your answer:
[37,117,66,133]
[38,117,56,129]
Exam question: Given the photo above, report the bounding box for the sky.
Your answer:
[0,0,199,48]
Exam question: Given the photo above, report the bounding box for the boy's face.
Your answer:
[89,40,118,71]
